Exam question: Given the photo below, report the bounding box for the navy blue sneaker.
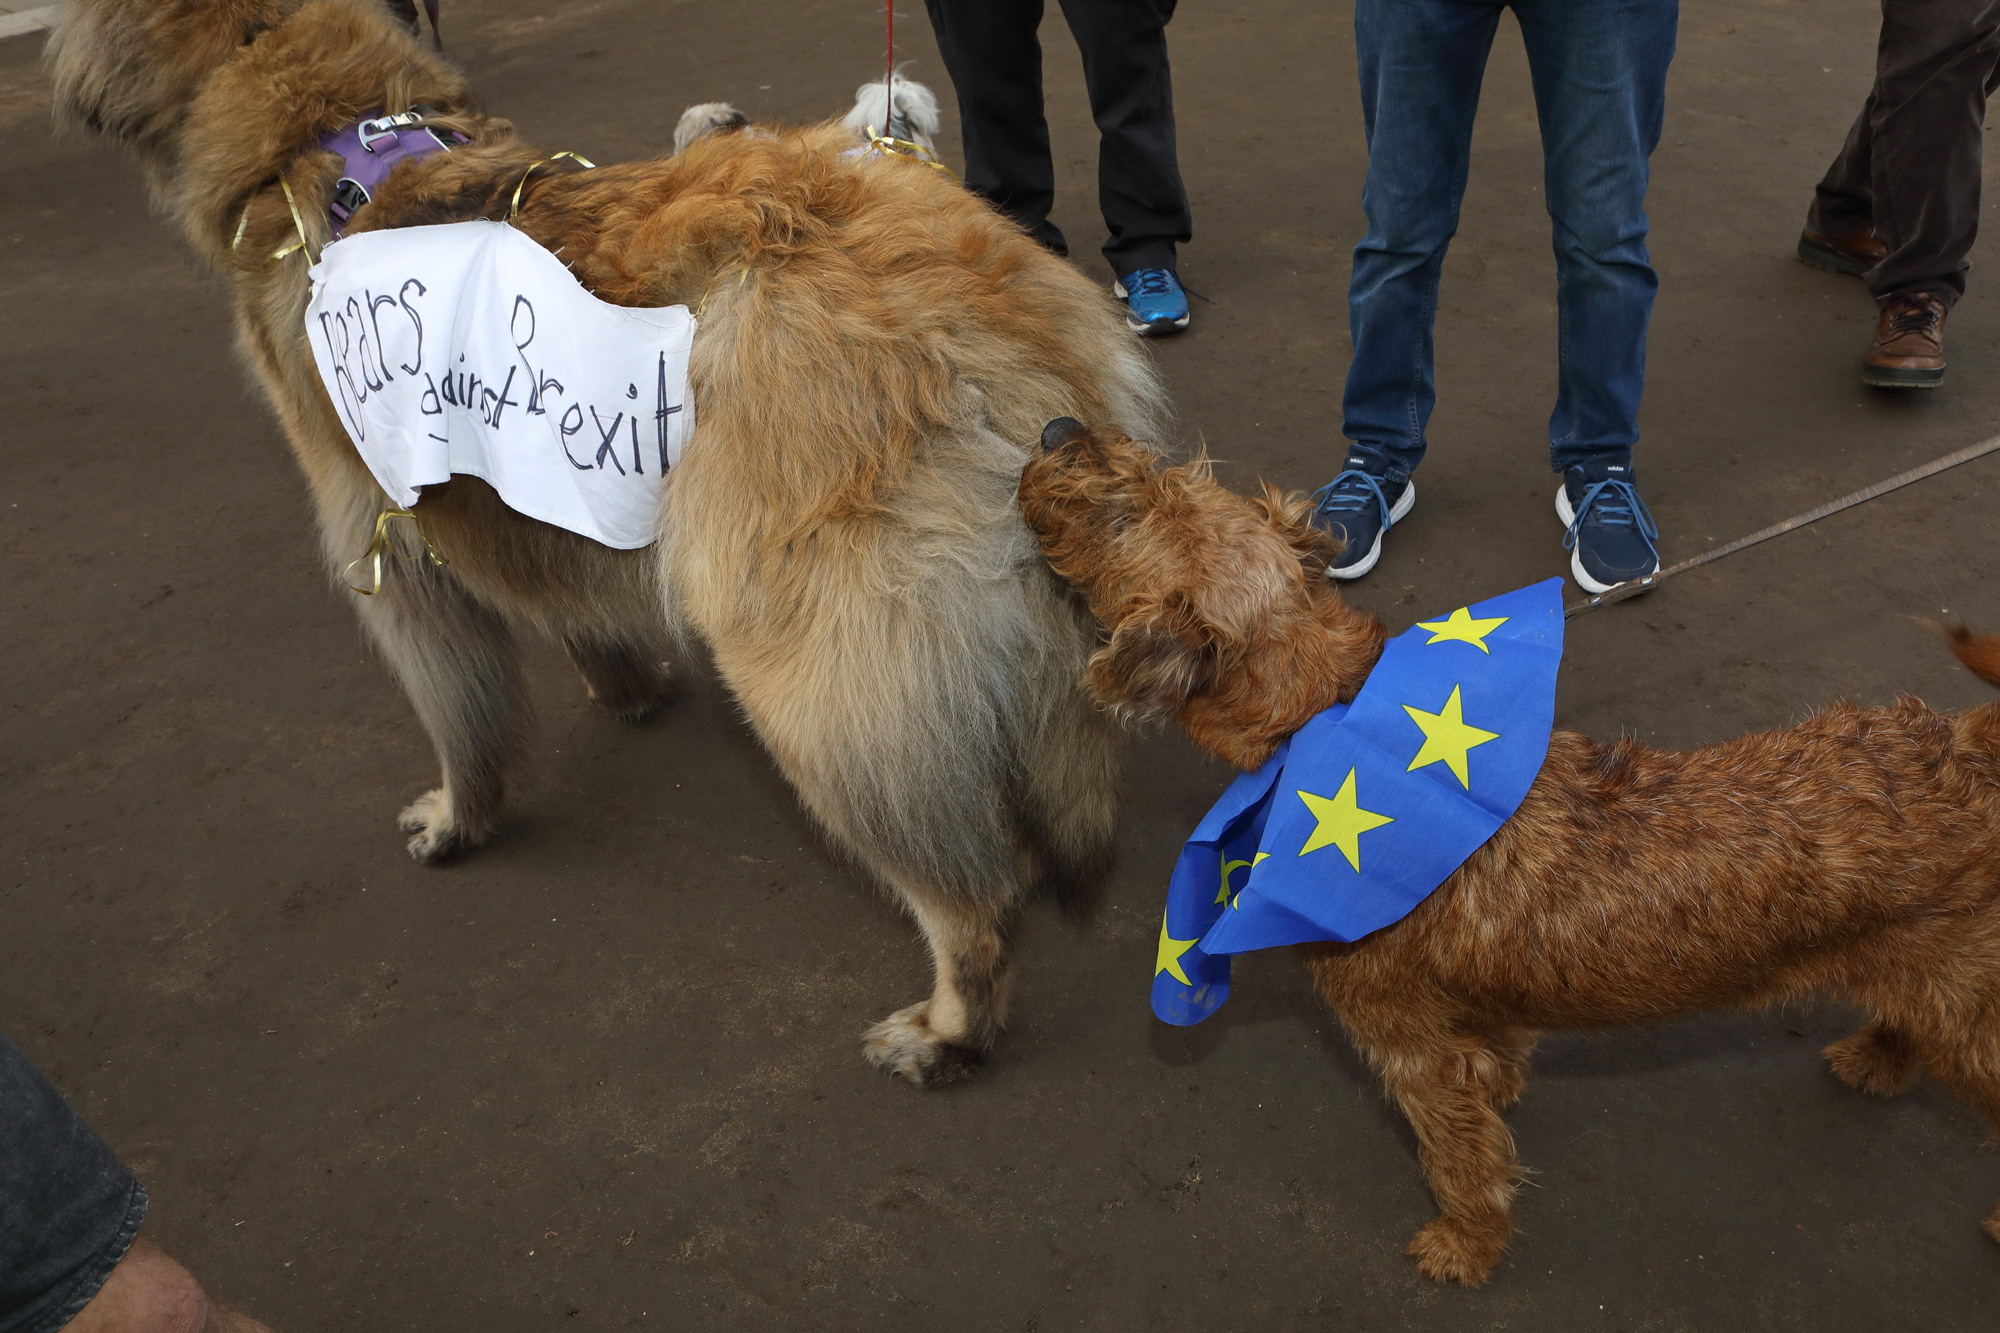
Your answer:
[1309,464,1415,580]
[1557,463,1660,593]
[1113,268,1190,336]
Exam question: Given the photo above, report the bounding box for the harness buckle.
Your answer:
[357,109,426,152]
[330,177,373,223]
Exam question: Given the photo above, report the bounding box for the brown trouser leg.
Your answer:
[1807,0,2000,308]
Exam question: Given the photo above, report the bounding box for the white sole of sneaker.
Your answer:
[1555,485,1658,595]
[1326,481,1416,581]
[1112,278,1190,334]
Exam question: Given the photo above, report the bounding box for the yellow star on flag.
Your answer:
[1403,684,1500,789]
[1296,769,1394,872]
[1156,911,1199,986]
[1217,852,1270,905]
[1414,606,1509,653]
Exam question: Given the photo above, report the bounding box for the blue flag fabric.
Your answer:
[1152,578,1565,1025]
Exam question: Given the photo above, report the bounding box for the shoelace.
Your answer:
[1885,299,1942,338]
[1563,478,1659,555]
[1310,469,1395,528]
[1124,268,1178,298]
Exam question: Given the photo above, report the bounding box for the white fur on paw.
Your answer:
[862,1002,981,1085]
[398,787,478,863]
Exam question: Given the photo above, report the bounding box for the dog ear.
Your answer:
[1086,593,1215,718]
[1252,484,1341,574]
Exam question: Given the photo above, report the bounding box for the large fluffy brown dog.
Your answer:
[49,0,1165,1083]
[1018,419,2000,1284]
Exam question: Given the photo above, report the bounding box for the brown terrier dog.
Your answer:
[1018,419,2000,1285]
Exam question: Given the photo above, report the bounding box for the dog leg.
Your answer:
[563,637,674,722]
[1913,1026,2000,1245]
[1010,595,1124,915]
[696,624,1035,1084]
[351,558,530,863]
[1477,1028,1538,1112]
[1824,1020,1919,1097]
[862,885,1017,1085]
[1365,1034,1522,1286]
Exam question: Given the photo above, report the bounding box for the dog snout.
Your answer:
[1039,417,1089,455]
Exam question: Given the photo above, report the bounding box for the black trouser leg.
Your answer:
[1807,0,2000,308]
[1057,0,1191,276]
[924,0,1069,255]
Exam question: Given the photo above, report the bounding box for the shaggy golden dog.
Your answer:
[48,0,1165,1084]
[1018,419,2000,1284]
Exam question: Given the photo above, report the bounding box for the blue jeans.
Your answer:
[0,1035,146,1333]
[1342,0,1678,485]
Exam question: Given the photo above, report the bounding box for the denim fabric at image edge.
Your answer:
[0,1035,147,1333]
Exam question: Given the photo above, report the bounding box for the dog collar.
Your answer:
[319,107,469,236]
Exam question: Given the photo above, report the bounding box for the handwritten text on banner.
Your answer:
[305,219,695,550]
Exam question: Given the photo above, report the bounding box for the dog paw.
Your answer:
[1406,1216,1506,1287]
[862,1002,985,1086]
[397,788,489,864]
[1823,1029,1915,1097]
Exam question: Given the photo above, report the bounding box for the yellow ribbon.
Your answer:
[270,174,315,263]
[229,202,251,253]
[508,150,596,222]
[344,506,448,596]
[866,128,960,184]
[692,265,749,322]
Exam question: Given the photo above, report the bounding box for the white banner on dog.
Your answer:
[304,219,694,550]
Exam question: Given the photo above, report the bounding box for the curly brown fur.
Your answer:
[1020,422,2000,1283]
[1020,418,1388,768]
[52,0,1163,1083]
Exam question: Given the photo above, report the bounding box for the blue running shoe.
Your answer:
[1113,268,1190,336]
[1309,463,1415,580]
[1557,462,1660,594]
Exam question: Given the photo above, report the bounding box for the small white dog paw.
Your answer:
[862,1001,984,1085]
[398,787,487,863]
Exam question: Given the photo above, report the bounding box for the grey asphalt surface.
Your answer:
[5,1,2000,1329]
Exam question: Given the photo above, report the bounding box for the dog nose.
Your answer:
[1040,417,1088,454]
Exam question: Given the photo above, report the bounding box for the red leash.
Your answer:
[883,2,896,132]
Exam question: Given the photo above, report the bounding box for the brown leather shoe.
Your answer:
[1798,226,1887,276]
[1864,293,1947,389]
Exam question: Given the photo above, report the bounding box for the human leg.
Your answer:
[1,1034,149,1333]
[1800,96,1888,279]
[64,1237,273,1333]
[1516,0,1676,477]
[1858,0,2000,310]
[1055,0,1191,278]
[1515,0,1674,590]
[1339,0,1502,488]
[1315,0,1500,578]
[1804,89,1879,255]
[923,0,1069,255]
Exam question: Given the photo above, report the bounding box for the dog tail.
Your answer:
[1949,625,2000,689]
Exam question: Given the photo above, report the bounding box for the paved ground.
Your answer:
[6,1,2000,1329]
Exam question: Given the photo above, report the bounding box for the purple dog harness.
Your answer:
[319,107,469,236]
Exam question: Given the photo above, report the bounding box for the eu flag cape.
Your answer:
[1152,578,1564,1025]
